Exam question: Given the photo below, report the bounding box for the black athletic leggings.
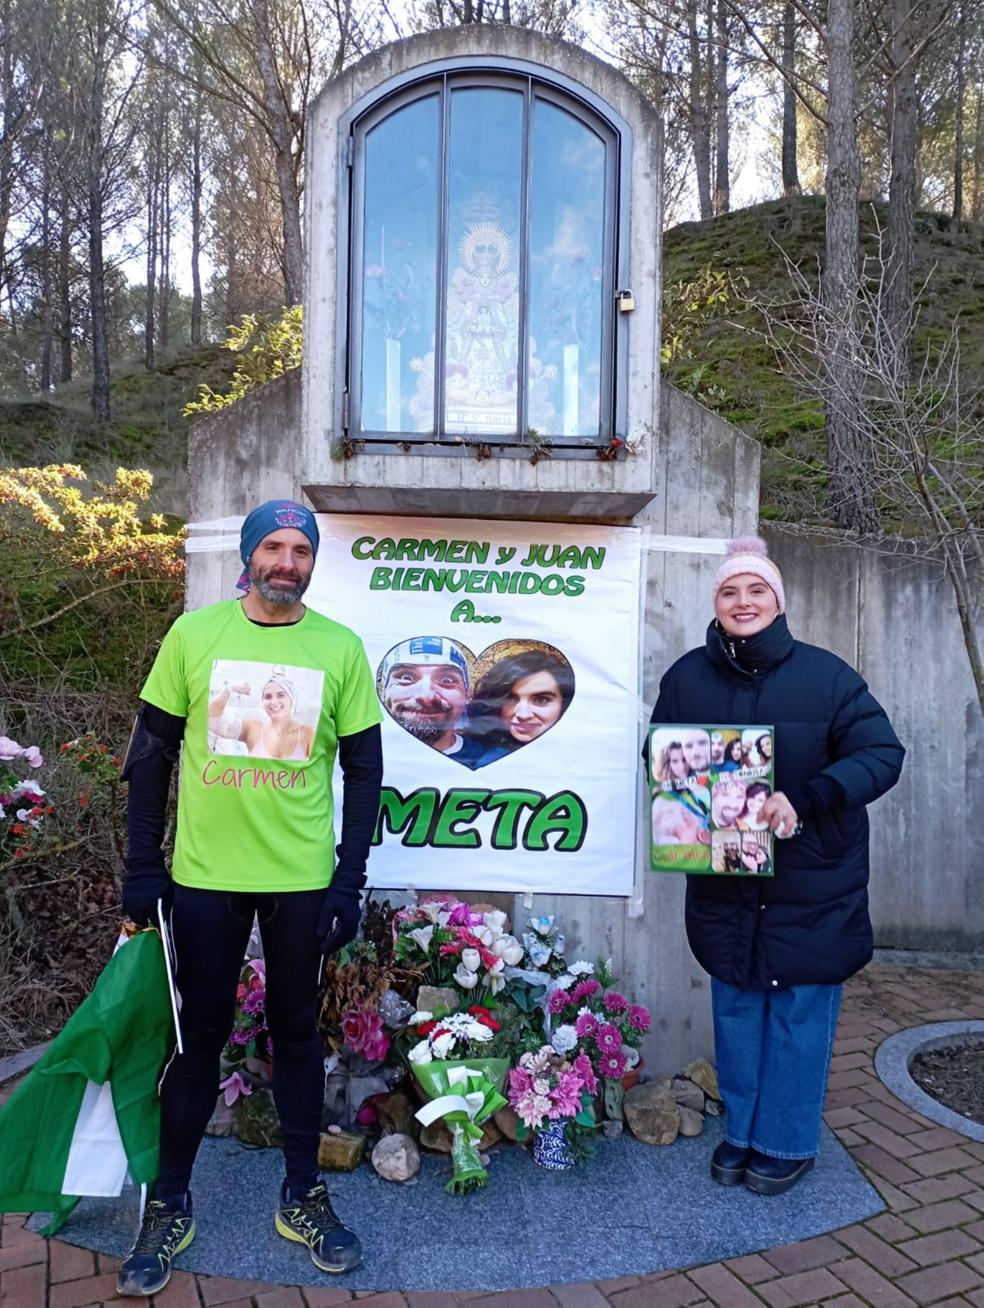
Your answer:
[156,884,325,1200]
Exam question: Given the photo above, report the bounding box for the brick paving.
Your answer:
[3,963,984,1307]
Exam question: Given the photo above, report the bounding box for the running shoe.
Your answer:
[274,1180,362,1273]
[116,1196,196,1296]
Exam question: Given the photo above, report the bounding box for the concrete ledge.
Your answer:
[303,483,655,523]
[0,1041,50,1086]
[874,1021,984,1143]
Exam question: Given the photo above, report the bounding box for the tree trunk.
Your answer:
[252,0,304,305]
[713,0,729,214]
[87,14,111,424]
[40,133,53,392]
[190,55,204,345]
[145,122,158,371]
[781,0,801,196]
[953,0,966,221]
[883,0,917,385]
[824,0,877,532]
[972,86,983,222]
[58,179,72,383]
[0,0,16,297]
[688,0,712,220]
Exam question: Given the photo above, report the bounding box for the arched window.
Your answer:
[345,69,627,449]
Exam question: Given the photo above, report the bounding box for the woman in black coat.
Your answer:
[651,537,905,1195]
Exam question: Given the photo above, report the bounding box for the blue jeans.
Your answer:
[712,977,842,1160]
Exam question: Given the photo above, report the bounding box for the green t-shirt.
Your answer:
[140,600,382,892]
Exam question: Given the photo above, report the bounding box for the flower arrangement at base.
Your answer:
[405,1007,509,1194]
[507,1044,598,1169]
[543,960,652,1122]
[394,897,525,1005]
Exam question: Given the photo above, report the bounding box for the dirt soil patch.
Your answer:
[909,1042,984,1126]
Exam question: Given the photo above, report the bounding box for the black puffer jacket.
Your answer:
[651,615,905,990]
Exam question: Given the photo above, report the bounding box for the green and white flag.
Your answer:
[0,927,175,1234]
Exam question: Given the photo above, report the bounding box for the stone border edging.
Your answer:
[0,1041,49,1086]
[874,1020,984,1143]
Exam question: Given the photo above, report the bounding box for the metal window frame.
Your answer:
[336,55,632,452]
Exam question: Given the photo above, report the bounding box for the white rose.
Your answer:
[493,935,524,965]
[410,1010,434,1024]
[461,947,481,973]
[475,926,494,947]
[486,956,504,975]
[483,910,508,933]
[408,1041,433,1064]
[454,962,479,989]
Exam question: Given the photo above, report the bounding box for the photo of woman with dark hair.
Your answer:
[465,647,575,766]
[738,781,772,831]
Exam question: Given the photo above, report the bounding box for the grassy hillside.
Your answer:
[0,344,235,514]
[662,196,984,522]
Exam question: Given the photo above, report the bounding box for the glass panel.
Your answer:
[360,95,439,434]
[527,100,607,439]
[442,87,524,437]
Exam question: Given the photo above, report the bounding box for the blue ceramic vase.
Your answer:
[533,1117,576,1169]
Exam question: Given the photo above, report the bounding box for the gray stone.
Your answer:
[371,1133,420,1182]
[624,1084,680,1146]
[416,985,459,1017]
[204,1094,238,1138]
[685,1059,721,1101]
[671,1078,706,1113]
[677,1105,704,1137]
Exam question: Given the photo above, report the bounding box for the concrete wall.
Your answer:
[769,528,984,954]
[184,26,769,1076]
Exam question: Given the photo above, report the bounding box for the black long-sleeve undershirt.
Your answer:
[127,701,383,890]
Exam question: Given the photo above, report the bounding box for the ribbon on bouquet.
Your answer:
[413,1064,508,1194]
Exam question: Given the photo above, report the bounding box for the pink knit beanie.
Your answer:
[713,536,785,614]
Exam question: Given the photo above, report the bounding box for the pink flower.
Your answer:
[0,737,21,761]
[514,1089,551,1129]
[219,1071,252,1105]
[341,1006,391,1062]
[600,1050,627,1080]
[573,1051,598,1096]
[571,978,600,1004]
[447,901,482,927]
[356,1103,378,1127]
[627,1004,651,1033]
[575,1011,598,1039]
[548,989,571,1015]
[508,1065,534,1101]
[603,991,628,1013]
[595,1023,622,1055]
[550,1069,583,1118]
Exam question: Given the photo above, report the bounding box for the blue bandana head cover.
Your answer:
[236,500,320,593]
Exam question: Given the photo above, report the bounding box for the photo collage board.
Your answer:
[649,724,775,876]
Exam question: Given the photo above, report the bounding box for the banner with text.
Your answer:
[306,514,642,895]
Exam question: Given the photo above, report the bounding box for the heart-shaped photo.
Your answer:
[376,636,575,770]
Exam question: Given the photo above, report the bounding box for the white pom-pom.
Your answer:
[727,535,768,557]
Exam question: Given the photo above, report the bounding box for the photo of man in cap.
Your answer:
[379,636,489,770]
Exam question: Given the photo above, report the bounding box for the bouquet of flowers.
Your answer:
[221,957,272,1105]
[394,897,524,1003]
[508,1044,597,1168]
[0,736,47,862]
[405,1007,509,1194]
[543,960,652,1120]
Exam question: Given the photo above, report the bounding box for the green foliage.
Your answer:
[183,306,303,415]
[661,198,984,525]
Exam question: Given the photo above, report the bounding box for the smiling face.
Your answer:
[715,573,780,637]
[501,669,564,743]
[262,682,292,721]
[383,662,468,748]
[668,745,689,779]
[682,729,710,772]
[248,528,315,607]
[744,789,767,820]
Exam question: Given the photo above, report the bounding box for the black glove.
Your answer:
[316,883,362,956]
[122,860,173,929]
